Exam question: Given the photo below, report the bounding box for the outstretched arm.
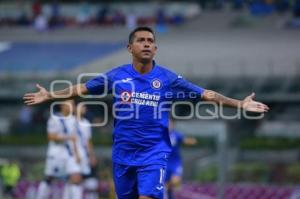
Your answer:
[23,83,88,105]
[202,90,269,113]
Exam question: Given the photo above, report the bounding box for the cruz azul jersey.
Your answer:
[85,62,204,166]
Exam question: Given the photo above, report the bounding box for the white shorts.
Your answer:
[45,154,67,177]
[45,155,81,177]
[80,157,91,176]
[66,156,81,175]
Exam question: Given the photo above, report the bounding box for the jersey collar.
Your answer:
[130,60,158,78]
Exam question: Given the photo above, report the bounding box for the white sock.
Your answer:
[70,184,83,199]
[62,183,70,199]
[35,181,50,199]
[63,183,83,199]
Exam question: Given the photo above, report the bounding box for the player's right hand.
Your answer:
[23,84,50,105]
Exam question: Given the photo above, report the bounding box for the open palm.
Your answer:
[242,93,269,113]
[23,84,50,105]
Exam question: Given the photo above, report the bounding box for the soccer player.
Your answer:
[165,119,197,199]
[75,103,98,199]
[75,103,96,176]
[36,100,83,199]
[24,27,269,199]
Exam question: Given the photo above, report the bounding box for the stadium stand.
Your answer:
[0,42,124,72]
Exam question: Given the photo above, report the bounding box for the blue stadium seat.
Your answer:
[0,42,124,72]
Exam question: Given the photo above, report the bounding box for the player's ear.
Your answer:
[153,45,157,54]
[127,44,132,53]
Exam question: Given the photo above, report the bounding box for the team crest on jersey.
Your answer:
[121,91,131,102]
[151,79,162,90]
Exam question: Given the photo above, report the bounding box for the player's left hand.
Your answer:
[242,93,269,113]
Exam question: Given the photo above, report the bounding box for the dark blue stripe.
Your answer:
[76,122,89,157]
[59,118,73,157]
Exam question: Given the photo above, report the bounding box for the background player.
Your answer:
[24,27,269,199]
[165,118,197,199]
[75,103,98,199]
[36,100,83,199]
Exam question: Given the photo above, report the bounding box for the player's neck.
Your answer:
[61,111,70,117]
[132,59,153,75]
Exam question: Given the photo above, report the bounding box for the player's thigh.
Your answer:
[137,164,166,199]
[113,163,138,199]
[66,157,82,182]
[45,155,66,177]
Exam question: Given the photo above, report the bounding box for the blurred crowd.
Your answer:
[0,0,300,30]
[0,0,187,32]
[201,0,300,15]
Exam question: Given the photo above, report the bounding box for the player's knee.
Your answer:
[171,176,181,187]
[69,173,82,184]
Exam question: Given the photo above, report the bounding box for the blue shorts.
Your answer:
[165,162,183,182]
[113,163,166,199]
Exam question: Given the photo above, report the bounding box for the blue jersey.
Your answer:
[168,130,184,165]
[85,62,204,166]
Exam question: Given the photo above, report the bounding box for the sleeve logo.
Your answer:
[121,91,131,102]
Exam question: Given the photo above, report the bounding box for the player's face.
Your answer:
[61,100,75,115]
[78,104,87,116]
[128,31,157,63]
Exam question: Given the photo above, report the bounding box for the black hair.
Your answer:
[128,26,155,44]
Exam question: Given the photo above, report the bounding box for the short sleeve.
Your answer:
[168,73,205,101]
[47,117,60,134]
[85,67,119,95]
